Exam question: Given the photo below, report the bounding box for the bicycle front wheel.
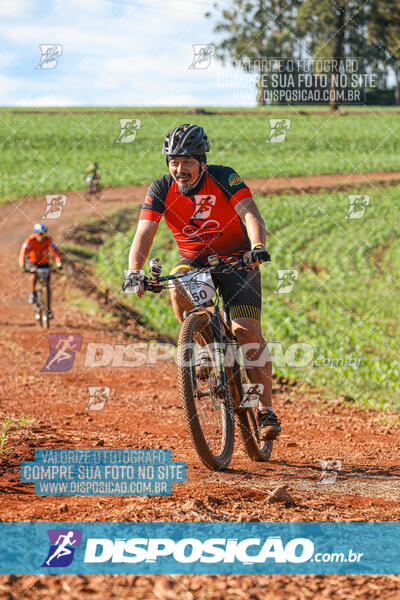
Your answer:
[35,285,44,328]
[176,311,234,471]
[40,284,50,329]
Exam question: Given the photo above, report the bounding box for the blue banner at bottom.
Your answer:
[0,522,399,574]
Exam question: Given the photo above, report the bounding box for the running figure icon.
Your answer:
[41,528,82,568]
[41,333,82,373]
[44,335,76,371]
[45,531,77,566]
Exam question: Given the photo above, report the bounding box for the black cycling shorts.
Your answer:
[170,257,262,321]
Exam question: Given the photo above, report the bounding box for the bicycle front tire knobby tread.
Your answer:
[177,311,234,471]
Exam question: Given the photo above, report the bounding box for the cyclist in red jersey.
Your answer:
[126,124,281,440]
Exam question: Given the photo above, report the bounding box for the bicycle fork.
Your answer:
[210,306,227,396]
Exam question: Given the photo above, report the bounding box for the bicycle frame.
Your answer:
[28,267,55,327]
[138,256,251,402]
[37,269,50,317]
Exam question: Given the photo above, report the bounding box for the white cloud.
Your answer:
[0,0,33,18]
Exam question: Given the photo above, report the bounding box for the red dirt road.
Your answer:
[4,169,400,237]
[0,179,399,598]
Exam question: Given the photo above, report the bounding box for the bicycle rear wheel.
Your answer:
[176,311,234,471]
[235,366,273,462]
[35,305,43,327]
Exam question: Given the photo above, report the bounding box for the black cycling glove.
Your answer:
[243,247,271,265]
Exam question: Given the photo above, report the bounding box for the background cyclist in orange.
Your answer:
[19,223,62,318]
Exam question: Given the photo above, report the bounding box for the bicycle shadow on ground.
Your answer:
[267,459,400,481]
[0,484,31,495]
[0,321,37,328]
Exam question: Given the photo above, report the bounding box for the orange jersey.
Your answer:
[19,234,61,267]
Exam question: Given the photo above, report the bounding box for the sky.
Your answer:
[0,0,259,107]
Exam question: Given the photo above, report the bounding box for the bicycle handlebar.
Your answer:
[143,253,269,293]
[121,252,270,295]
[27,267,59,274]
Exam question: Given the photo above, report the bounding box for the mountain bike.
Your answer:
[122,254,273,471]
[28,266,56,329]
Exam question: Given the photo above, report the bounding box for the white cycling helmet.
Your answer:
[33,223,48,234]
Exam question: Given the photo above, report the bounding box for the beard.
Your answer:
[177,181,194,193]
[176,173,194,193]
[176,167,204,194]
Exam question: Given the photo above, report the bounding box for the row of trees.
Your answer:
[206,0,400,109]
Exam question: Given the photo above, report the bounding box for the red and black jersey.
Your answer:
[139,165,253,262]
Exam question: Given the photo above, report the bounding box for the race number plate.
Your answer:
[180,270,216,305]
[36,267,50,280]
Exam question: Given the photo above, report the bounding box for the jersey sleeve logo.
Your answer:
[228,173,243,186]
[145,195,153,206]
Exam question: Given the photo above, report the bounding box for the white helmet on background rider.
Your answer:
[33,223,48,234]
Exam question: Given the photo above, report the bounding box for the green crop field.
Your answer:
[1,109,400,203]
[97,184,400,412]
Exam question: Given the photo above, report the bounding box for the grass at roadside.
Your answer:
[2,110,400,203]
[64,290,115,324]
[96,185,400,412]
[2,105,400,113]
[0,416,34,456]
